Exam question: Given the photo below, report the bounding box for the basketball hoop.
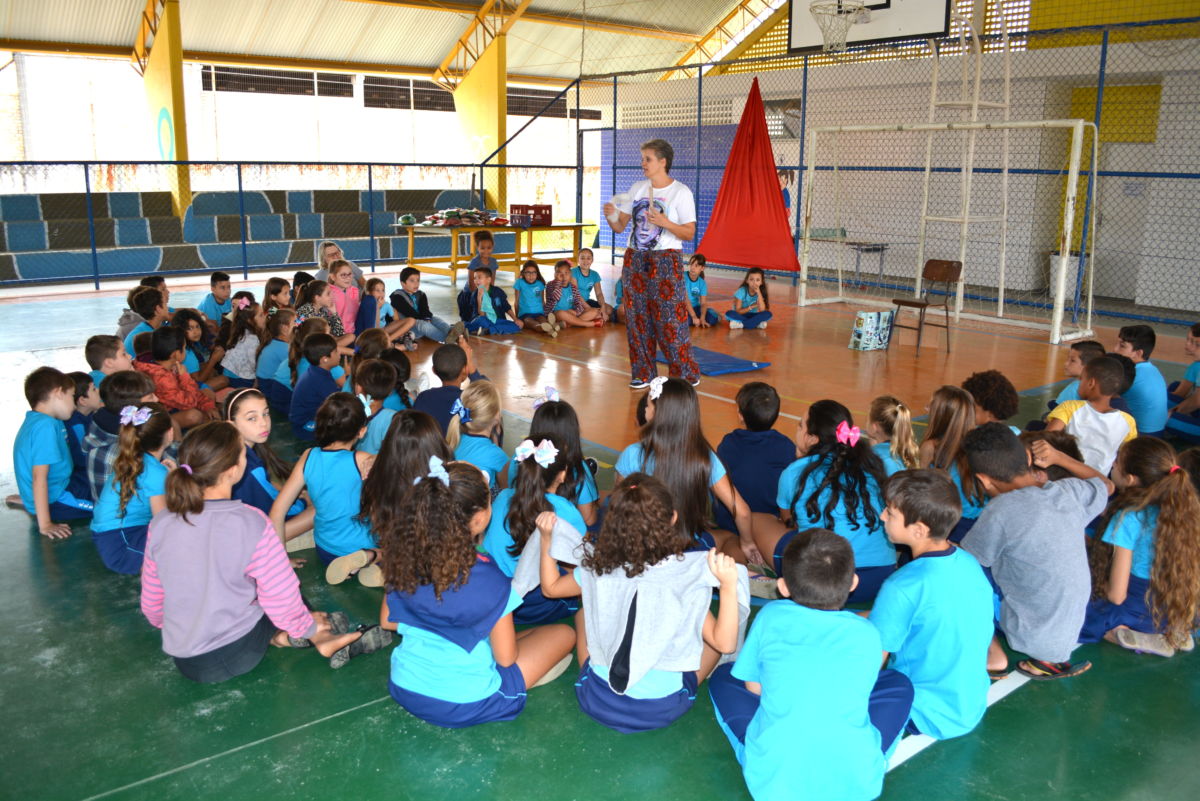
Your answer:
[810,1,866,52]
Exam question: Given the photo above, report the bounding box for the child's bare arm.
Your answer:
[1106,546,1133,605]
[489,614,518,667]
[1030,439,1115,494]
[701,550,740,653]
[32,465,71,539]
[538,512,582,599]
[379,595,398,631]
[269,451,310,542]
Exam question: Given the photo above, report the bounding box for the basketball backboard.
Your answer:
[788,0,953,53]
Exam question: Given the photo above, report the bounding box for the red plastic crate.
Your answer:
[510,204,552,226]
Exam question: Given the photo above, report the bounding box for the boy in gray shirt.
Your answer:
[961,424,1112,681]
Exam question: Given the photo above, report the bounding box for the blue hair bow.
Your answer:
[451,397,472,424]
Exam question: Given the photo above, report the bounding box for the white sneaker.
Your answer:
[1114,627,1177,658]
[729,320,744,329]
[532,653,573,687]
[757,321,769,330]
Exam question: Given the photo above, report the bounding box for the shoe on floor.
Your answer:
[1114,627,1177,658]
[539,321,556,336]
[532,653,573,688]
[356,563,384,587]
[330,625,394,670]
[445,321,466,345]
[748,574,780,600]
[547,312,557,329]
[729,320,744,329]
[757,321,769,330]
[325,549,377,585]
[629,379,651,390]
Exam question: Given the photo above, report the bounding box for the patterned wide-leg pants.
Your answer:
[622,248,699,382]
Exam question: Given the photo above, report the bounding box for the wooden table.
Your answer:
[393,223,587,287]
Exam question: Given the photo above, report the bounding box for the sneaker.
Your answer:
[629,379,651,390]
[325,549,376,585]
[547,312,557,329]
[1114,627,1177,658]
[445,321,466,345]
[330,625,394,670]
[756,321,769,330]
[532,653,573,688]
[689,377,701,388]
[729,320,744,329]
[748,574,780,600]
[539,321,557,337]
[356,563,384,587]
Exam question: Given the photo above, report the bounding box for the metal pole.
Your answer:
[1074,29,1107,324]
[793,55,808,287]
[83,164,100,290]
[695,68,702,256]
[610,75,618,263]
[236,163,249,280]
[799,128,818,306]
[367,164,377,273]
[575,81,583,224]
[1051,120,1086,345]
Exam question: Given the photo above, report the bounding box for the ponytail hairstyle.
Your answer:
[314,392,367,448]
[360,410,452,532]
[737,267,769,310]
[379,350,412,409]
[923,385,983,505]
[222,388,293,485]
[219,291,263,350]
[112,403,172,517]
[164,421,243,522]
[263,276,291,316]
[868,395,920,470]
[638,377,714,536]
[787,400,886,532]
[1179,446,1200,497]
[525,399,587,505]
[446,380,501,450]
[351,327,390,383]
[256,308,295,361]
[379,460,491,600]
[584,472,691,577]
[295,279,329,310]
[1090,438,1200,648]
[170,307,214,362]
[505,438,568,557]
[289,317,329,385]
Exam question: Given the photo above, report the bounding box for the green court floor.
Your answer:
[2,289,1197,801]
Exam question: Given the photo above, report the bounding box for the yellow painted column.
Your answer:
[142,0,190,217]
[453,34,507,212]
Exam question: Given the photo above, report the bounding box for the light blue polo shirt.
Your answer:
[1124,360,1168,433]
[14,411,73,513]
[776,455,895,567]
[256,339,289,380]
[872,442,906,477]
[1103,506,1159,580]
[197,293,231,322]
[571,267,602,301]
[357,408,398,456]
[616,442,726,486]
[455,434,510,489]
[733,286,762,313]
[870,546,994,740]
[123,322,154,356]
[732,601,886,801]
[91,454,169,532]
[515,278,546,316]
[482,490,586,577]
[1055,379,1081,405]
[303,448,374,557]
[685,274,708,306]
[948,462,988,519]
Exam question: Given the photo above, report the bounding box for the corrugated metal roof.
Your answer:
[0,0,143,45]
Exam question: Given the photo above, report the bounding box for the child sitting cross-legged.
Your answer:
[1046,354,1137,474]
[141,421,389,682]
[287,332,345,441]
[218,292,266,389]
[545,260,600,328]
[84,334,134,396]
[503,393,600,527]
[960,424,1112,681]
[64,371,102,493]
[464,267,523,335]
[170,308,228,393]
[378,458,577,728]
[355,359,400,456]
[1115,324,1168,437]
[713,382,795,537]
[867,395,921,477]
[134,327,218,429]
[447,380,510,490]
[870,469,995,739]
[539,473,744,734]
[513,260,556,337]
[708,528,914,801]
[726,268,772,330]
[123,286,170,357]
[255,308,296,409]
[413,340,487,433]
[82,370,158,504]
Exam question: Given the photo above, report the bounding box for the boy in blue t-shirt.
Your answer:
[84,334,135,394]
[709,529,913,801]
[714,382,796,533]
[197,271,233,325]
[1114,324,1168,436]
[463,266,522,335]
[123,286,170,356]
[8,367,95,538]
[871,469,994,740]
[1051,340,1105,409]
[1166,321,1200,442]
[65,372,102,485]
[289,333,344,441]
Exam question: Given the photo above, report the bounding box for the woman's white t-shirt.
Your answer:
[619,179,696,252]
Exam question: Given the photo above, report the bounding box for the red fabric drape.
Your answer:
[697,78,800,272]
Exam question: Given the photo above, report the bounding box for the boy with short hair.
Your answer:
[1046,354,1137,474]
[82,370,158,502]
[389,267,464,344]
[8,367,96,537]
[289,333,343,441]
[123,286,168,356]
[960,423,1111,680]
[1166,321,1200,442]
[870,469,994,740]
[1052,339,1106,408]
[84,335,133,396]
[64,371,101,481]
[134,327,217,428]
[463,266,522,335]
[1114,324,1168,436]
[139,275,172,313]
[713,382,795,534]
[708,528,914,801]
[413,339,487,433]
[197,271,233,323]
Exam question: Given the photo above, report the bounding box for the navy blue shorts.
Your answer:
[575,660,698,734]
[773,530,895,604]
[225,376,256,389]
[685,531,718,553]
[1079,575,1155,642]
[388,663,527,728]
[514,584,579,626]
[92,524,147,574]
[259,378,293,412]
[518,313,545,322]
[48,471,94,521]
[174,614,274,683]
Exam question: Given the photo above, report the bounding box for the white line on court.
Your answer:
[76,696,392,801]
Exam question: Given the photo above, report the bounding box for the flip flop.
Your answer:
[1016,659,1092,680]
[748,574,781,600]
[330,625,394,670]
[988,667,1011,681]
[325,549,378,585]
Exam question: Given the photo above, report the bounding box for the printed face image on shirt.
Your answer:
[632,197,665,250]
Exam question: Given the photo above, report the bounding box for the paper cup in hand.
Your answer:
[607,193,631,226]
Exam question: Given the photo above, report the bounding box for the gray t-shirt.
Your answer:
[961,476,1108,662]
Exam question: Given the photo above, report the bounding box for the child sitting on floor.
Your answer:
[218,292,266,389]
[1080,437,1200,658]
[90,403,172,574]
[572,248,611,320]
[355,359,400,456]
[141,421,384,682]
[513,260,556,337]
[379,349,414,411]
[504,394,599,527]
[961,369,1021,432]
[1052,339,1106,410]
[1115,324,1168,437]
[82,370,158,503]
[612,276,626,325]
[197,271,233,324]
[464,266,523,335]
[85,334,134,394]
[262,276,291,316]
[708,528,914,801]
[871,469,994,739]
[1166,321,1200,442]
[447,380,509,490]
[413,340,486,433]
[272,317,331,405]
[378,458,576,728]
[1046,354,1137,474]
[255,308,295,409]
[686,254,719,327]
[960,424,1111,681]
[868,395,921,476]
[545,260,601,328]
[134,327,217,429]
[9,367,95,536]
[288,333,344,441]
[921,385,986,541]
[65,371,102,491]
[389,268,464,345]
[539,473,744,734]
[295,280,355,349]
[713,382,794,536]
[123,286,170,357]
[726,268,771,330]
[170,308,228,392]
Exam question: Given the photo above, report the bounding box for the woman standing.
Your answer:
[603,140,701,389]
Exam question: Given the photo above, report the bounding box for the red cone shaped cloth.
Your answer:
[697,78,800,272]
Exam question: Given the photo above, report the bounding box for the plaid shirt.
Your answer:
[82,415,120,502]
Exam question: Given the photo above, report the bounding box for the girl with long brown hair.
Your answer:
[216,291,265,388]
[921,385,986,539]
[255,308,295,409]
[1082,437,1200,656]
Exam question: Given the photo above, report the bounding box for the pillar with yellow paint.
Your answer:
[142,0,190,218]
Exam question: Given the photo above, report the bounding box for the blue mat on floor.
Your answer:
[657,346,770,376]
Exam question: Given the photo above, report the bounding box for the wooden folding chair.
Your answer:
[887,259,962,352]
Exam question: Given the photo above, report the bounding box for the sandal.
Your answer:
[1016,658,1092,681]
[325,549,379,585]
[748,574,781,600]
[330,625,394,670]
[987,667,1011,682]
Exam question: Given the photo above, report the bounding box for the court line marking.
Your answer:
[76,696,392,801]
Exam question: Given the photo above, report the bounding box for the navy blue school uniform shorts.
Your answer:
[388,662,527,728]
[575,659,699,734]
[773,530,895,604]
[91,524,147,574]
[514,584,580,626]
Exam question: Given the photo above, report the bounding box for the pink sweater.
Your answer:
[141,500,315,657]
[329,285,361,336]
